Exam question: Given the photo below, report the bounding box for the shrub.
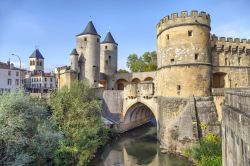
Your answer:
[184,133,222,166]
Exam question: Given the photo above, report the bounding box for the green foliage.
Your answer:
[117,69,129,73]
[50,81,109,165]
[0,91,61,165]
[126,51,157,72]
[185,133,222,166]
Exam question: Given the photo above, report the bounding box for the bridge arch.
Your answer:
[121,102,158,132]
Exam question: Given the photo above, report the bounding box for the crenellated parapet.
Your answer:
[210,35,250,55]
[157,10,210,36]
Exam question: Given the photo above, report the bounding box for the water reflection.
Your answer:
[92,124,192,166]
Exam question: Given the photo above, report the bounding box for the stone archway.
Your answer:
[121,102,158,133]
[116,79,128,90]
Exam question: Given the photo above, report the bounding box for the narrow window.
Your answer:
[84,37,87,41]
[97,38,100,43]
[8,71,11,76]
[105,60,108,64]
[108,55,111,60]
[7,79,12,85]
[166,34,170,40]
[195,53,199,60]
[50,78,53,82]
[16,72,19,76]
[238,57,241,65]
[171,58,175,63]
[44,84,47,88]
[225,58,228,66]
[177,85,181,95]
[30,61,32,65]
[188,30,193,37]
[15,79,19,85]
[105,46,108,50]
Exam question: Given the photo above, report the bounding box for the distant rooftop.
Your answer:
[29,49,44,59]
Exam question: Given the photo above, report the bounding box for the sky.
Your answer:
[0,0,250,71]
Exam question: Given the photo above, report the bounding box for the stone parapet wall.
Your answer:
[225,90,250,115]
[157,10,210,36]
[222,90,250,166]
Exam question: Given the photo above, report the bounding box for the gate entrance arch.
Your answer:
[121,102,158,134]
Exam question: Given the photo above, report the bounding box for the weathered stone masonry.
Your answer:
[222,90,250,166]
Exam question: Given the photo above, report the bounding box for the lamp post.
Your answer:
[11,54,22,88]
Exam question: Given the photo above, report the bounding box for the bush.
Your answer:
[50,81,109,165]
[0,91,61,165]
[185,133,222,166]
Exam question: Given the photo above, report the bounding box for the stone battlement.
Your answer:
[210,35,250,54]
[157,10,210,36]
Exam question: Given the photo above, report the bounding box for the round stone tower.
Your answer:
[156,11,211,97]
[70,48,79,73]
[76,21,100,87]
[100,32,118,89]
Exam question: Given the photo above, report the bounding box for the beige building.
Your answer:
[24,49,56,93]
[56,11,250,155]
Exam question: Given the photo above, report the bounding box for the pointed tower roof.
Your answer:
[29,49,44,59]
[76,21,100,37]
[70,48,78,55]
[101,32,117,45]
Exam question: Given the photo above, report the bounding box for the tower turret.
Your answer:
[76,21,100,87]
[100,32,118,89]
[156,11,211,97]
[70,48,79,72]
[29,49,44,72]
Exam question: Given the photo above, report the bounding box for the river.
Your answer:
[91,123,192,166]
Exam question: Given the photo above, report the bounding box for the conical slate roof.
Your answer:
[76,21,100,37]
[29,49,44,59]
[101,32,117,45]
[70,48,78,55]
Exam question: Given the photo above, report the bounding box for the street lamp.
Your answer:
[11,54,22,88]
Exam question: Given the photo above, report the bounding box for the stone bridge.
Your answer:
[100,78,220,153]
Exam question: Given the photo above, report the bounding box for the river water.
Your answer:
[92,123,192,166]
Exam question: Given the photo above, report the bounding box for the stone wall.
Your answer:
[222,90,250,166]
[102,90,124,123]
[158,96,219,153]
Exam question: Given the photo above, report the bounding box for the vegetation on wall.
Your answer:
[50,81,110,165]
[0,92,61,165]
[127,51,157,72]
[117,69,129,73]
[184,133,222,166]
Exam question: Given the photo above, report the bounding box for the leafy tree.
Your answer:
[117,69,129,73]
[0,91,61,165]
[50,81,109,165]
[126,51,157,72]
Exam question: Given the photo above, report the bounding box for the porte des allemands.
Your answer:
[55,10,250,165]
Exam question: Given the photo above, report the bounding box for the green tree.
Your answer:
[126,51,157,72]
[50,81,109,165]
[0,91,61,165]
